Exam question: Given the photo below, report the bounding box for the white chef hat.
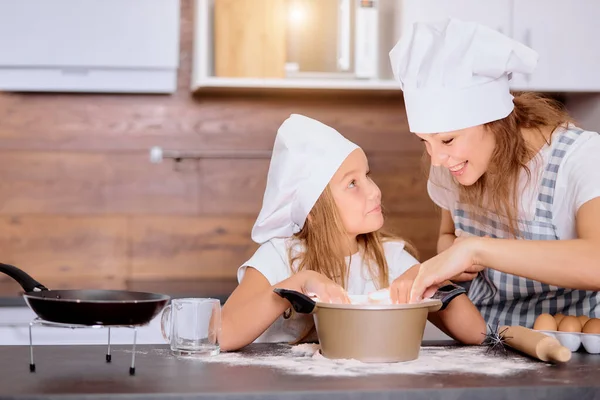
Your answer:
[251,114,359,244]
[389,18,539,134]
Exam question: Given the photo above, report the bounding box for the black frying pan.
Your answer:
[0,263,170,326]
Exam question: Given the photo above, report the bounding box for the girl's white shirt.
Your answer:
[237,238,418,343]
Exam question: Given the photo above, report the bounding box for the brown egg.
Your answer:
[533,313,558,331]
[582,318,600,334]
[554,313,565,325]
[577,315,591,326]
[558,315,582,333]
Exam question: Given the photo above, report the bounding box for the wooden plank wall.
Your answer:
[0,0,440,296]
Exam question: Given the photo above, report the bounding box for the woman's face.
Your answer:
[416,125,496,186]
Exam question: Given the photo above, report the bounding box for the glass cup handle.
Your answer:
[160,304,172,342]
[208,302,221,345]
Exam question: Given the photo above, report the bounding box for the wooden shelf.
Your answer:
[192,77,402,96]
[191,0,402,94]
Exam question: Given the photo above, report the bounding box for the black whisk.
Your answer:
[482,320,513,356]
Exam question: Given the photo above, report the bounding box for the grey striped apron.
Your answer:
[453,127,600,328]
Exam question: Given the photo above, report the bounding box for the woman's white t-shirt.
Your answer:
[237,238,419,343]
[427,126,600,240]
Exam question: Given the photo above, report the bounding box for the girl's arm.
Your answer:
[220,268,348,351]
[220,268,293,352]
[389,265,486,345]
[437,209,482,282]
[437,209,457,253]
[411,198,600,302]
[427,293,487,345]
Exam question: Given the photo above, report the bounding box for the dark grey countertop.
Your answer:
[0,342,599,400]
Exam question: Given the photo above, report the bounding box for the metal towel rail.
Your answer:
[149,146,272,163]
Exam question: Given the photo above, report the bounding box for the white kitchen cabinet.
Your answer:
[396,0,512,37]
[0,0,180,94]
[0,307,165,345]
[512,0,600,92]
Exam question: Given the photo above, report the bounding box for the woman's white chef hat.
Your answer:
[389,18,539,134]
[251,114,359,244]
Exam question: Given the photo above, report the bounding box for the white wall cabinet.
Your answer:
[193,0,600,93]
[0,0,180,94]
[512,0,600,92]
[396,0,512,37]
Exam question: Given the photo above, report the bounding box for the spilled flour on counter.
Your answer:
[168,343,544,377]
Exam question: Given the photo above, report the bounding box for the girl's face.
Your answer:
[330,149,384,240]
[416,125,496,186]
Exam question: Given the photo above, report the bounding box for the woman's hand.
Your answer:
[385,264,440,304]
[450,235,487,281]
[410,237,481,303]
[298,270,351,304]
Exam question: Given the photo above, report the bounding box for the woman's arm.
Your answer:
[410,198,600,302]
[470,197,600,289]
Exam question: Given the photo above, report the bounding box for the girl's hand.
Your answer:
[298,270,351,304]
[410,237,481,303]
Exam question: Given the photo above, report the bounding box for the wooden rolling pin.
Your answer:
[500,325,571,363]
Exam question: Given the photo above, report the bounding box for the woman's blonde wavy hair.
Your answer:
[429,92,573,237]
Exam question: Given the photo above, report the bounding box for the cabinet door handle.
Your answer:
[337,0,351,71]
[523,28,532,83]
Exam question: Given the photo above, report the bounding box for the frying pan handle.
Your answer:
[0,263,48,292]
[273,288,316,314]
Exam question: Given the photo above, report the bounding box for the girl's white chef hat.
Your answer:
[389,18,539,134]
[251,114,359,244]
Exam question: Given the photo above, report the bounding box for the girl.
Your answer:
[219,114,486,351]
[389,18,600,328]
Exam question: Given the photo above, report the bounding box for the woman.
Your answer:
[389,18,600,328]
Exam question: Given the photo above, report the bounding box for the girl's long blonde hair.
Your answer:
[430,92,573,237]
[287,185,417,343]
